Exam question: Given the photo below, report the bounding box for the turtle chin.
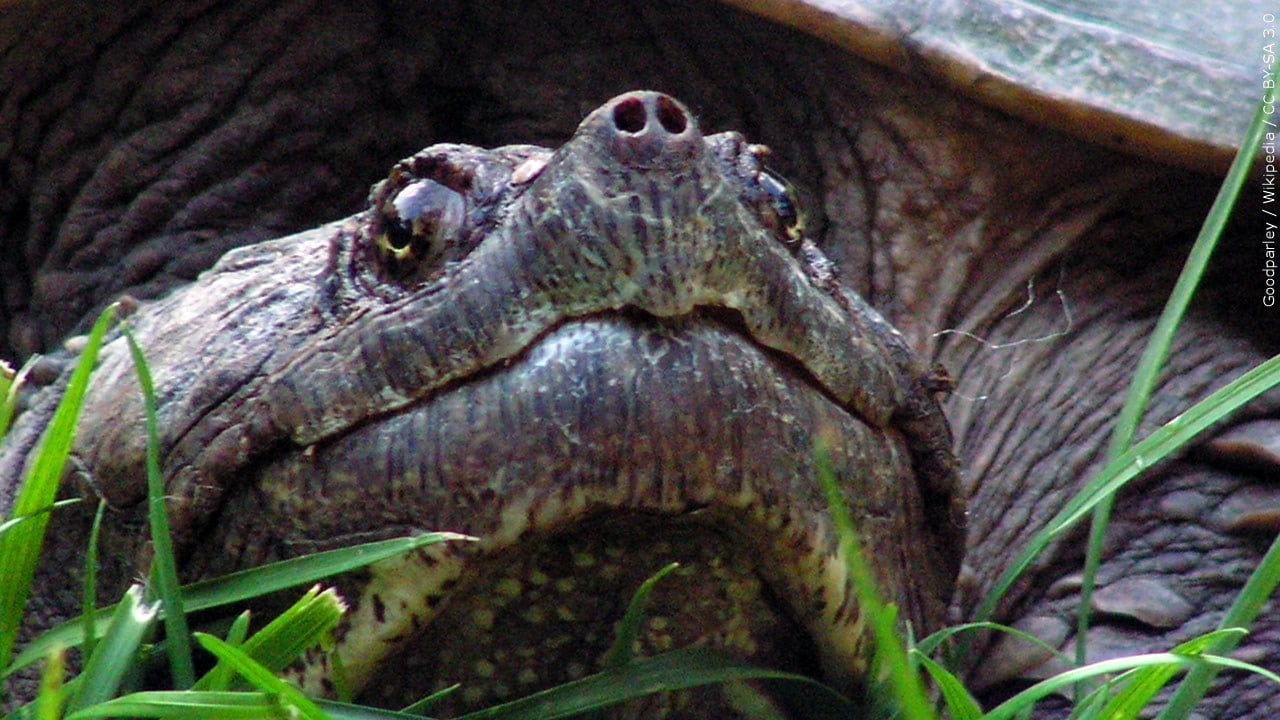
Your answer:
[186,312,938,714]
[354,513,827,716]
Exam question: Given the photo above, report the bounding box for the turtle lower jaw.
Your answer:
[349,512,828,716]
[189,312,934,711]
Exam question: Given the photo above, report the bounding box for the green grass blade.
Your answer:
[1069,683,1111,720]
[193,585,344,690]
[1075,73,1277,695]
[84,695,276,720]
[9,532,470,676]
[399,684,458,716]
[318,699,435,720]
[194,633,330,720]
[64,585,159,714]
[34,646,66,720]
[65,691,283,720]
[975,352,1280,625]
[603,562,679,668]
[123,327,195,689]
[1156,528,1280,720]
[203,612,252,692]
[0,360,19,441]
[170,532,470,615]
[718,682,790,720]
[916,621,1067,666]
[328,643,354,705]
[81,499,108,662]
[982,652,1280,720]
[0,305,116,671]
[913,651,981,720]
[1094,629,1245,719]
[0,499,81,539]
[453,647,854,720]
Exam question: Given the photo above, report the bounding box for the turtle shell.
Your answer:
[725,0,1263,171]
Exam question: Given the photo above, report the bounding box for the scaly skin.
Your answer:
[3,1,1278,716]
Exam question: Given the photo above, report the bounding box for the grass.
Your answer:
[0,306,117,673]
[2,86,1279,720]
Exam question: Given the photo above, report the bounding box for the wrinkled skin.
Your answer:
[2,1,1279,717]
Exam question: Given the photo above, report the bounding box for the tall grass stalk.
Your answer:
[123,328,194,690]
[0,362,19,441]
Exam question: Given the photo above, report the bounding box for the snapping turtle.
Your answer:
[1,0,1275,717]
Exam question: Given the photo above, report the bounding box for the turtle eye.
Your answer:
[376,178,466,266]
[758,170,805,249]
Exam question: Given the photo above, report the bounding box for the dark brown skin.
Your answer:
[2,0,1279,716]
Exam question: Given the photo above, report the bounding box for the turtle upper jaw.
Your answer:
[62,91,960,712]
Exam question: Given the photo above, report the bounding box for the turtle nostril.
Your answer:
[612,97,648,134]
[655,95,688,134]
[598,92,700,167]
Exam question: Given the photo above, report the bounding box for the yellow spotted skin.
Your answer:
[357,516,822,716]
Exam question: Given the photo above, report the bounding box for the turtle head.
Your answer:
[9,92,961,718]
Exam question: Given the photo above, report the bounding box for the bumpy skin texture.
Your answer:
[2,0,1279,717]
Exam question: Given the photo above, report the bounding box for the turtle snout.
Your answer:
[599,91,701,167]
